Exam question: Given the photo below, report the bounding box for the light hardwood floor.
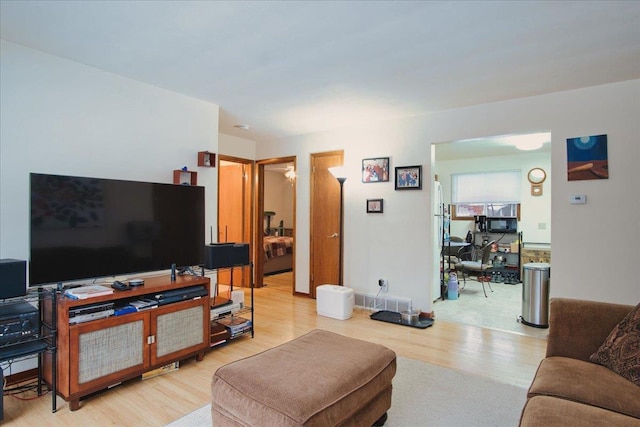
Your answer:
[2,274,546,426]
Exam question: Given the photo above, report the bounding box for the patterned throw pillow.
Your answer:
[589,302,640,386]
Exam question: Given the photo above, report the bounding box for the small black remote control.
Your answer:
[112,280,131,291]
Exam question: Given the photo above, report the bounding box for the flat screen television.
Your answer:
[29,173,205,286]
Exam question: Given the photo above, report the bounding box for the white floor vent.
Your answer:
[354,292,412,313]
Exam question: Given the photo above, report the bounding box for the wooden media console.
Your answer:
[44,274,210,411]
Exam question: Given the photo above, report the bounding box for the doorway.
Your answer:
[431,133,551,338]
[255,156,296,290]
[218,156,253,288]
[309,150,343,298]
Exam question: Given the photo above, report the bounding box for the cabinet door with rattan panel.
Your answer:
[150,297,209,367]
[68,311,150,401]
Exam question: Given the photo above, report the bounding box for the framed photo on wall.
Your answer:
[395,165,422,190]
[366,199,384,213]
[362,157,390,183]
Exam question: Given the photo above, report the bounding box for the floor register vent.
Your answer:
[354,293,412,313]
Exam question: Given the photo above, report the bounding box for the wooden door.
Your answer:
[309,151,343,298]
[218,158,252,288]
[219,162,244,243]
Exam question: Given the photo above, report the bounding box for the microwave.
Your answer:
[487,217,517,233]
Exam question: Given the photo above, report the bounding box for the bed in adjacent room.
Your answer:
[263,235,294,275]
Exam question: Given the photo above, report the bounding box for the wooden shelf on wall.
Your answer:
[173,169,198,186]
[198,151,216,167]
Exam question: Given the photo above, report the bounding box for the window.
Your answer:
[452,203,521,220]
[451,171,521,220]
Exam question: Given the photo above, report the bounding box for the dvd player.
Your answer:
[69,302,114,317]
[69,309,115,324]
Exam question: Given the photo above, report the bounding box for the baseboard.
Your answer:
[354,293,412,313]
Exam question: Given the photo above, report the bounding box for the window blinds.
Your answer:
[452,170,521,204]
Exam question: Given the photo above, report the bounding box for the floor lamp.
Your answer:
[329,167,346,286]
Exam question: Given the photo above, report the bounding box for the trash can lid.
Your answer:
[524,262,550,270]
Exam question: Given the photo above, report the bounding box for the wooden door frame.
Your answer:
[255,156,296,290]
[218,155,254,287]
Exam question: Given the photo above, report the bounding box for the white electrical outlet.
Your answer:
[379,279,389,292]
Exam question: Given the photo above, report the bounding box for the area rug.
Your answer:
[166,356,527,426]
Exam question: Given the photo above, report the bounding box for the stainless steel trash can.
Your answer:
[520,262,550,328]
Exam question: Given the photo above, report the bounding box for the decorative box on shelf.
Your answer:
[198,151,216,167]
[173,169,197,185]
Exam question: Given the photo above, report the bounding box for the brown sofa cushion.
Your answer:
[520,396,640,427]
[528,356,640,419]
[545,298,635,361]
[211,329,396,427]
[589,302,640,386]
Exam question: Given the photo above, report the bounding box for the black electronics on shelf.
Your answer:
[205,243,254,347]
[0,287,57,418]
[0,259,27,300]
[205,243,250,269]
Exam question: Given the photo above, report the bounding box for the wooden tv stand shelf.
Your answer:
[44,275,210,411]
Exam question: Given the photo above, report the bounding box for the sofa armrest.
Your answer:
[546,298,634,361]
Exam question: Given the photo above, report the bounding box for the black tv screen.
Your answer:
[29,173,205,286]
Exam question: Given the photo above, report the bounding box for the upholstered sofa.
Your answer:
[519,298,640,426]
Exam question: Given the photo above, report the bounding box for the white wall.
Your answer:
[257,80,640,311]
[0,40,220,272]
[4,38,635,314]
[219,133,256,160]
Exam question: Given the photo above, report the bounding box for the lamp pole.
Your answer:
[329,166,347,287]
[337,176,346,286]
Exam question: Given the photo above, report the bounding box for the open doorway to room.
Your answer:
[431,132,551,339]
[255,157,296,291]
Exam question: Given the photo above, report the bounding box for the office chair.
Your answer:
[455,240,495,297]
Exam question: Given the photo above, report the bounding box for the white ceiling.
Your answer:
[1,1,639,146]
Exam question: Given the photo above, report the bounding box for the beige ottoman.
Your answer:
[211,329,396,426]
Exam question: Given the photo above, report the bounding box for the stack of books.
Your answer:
[210,322,231,347]
[64,285,113,300]
[216,316,252,339]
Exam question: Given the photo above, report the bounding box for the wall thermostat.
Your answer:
[570,194,586,204]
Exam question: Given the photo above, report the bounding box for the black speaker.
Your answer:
[0,259,27,299]
[205,243,250,269]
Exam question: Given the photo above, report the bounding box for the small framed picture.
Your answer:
[362,157,390,183]
[395,165,422,190]
[366,199,384,213]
